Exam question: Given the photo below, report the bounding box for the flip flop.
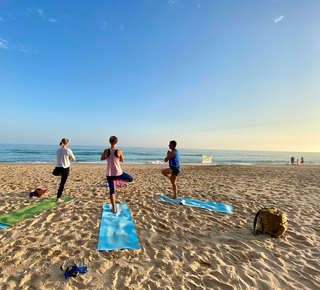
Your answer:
[62,258,88,279]
[65,265,79,279]
[74,257,82,268]
[74,257,87,275]
[61,261,74,271]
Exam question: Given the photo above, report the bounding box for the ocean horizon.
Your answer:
[0,143,319,165]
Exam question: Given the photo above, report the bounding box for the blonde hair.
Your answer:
[60,138,69,146]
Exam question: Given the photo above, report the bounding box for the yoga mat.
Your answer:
[159,195,234,214]
[97,203,140,251]
[0,196,73,228]
[98,180,127,187]
[0,224,10,229]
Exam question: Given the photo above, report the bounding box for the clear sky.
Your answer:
[0,0,319,152]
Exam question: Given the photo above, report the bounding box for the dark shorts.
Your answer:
[171,167,180,176]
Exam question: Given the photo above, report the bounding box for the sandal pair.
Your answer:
[61,257,82,271]
[61,257,87,280]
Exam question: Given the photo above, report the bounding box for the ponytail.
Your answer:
[60,138,69,146]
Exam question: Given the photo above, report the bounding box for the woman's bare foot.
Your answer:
[112,207,117,214]
[56,198,64,203]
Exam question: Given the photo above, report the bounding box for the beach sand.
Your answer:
[0,164,319,289]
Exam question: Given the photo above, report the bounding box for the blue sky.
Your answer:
[0,0,319,152]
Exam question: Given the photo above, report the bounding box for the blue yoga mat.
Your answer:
[0,224,10,229]
[97,203,140,251]
[159,195,234,214]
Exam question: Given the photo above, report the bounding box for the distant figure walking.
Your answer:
[53,138,76,203]
[290,157,295,165]
[301,157,304,164]
[161,140,181,199]
[101,136,133,213]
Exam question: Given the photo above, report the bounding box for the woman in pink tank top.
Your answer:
[101,136,133,213]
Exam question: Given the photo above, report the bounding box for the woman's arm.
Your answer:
[69,150,76,162]
[101,149,109,161]
[118,149,124,162]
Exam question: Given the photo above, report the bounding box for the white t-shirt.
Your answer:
[56,147,75,168]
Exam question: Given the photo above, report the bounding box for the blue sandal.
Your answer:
[61,258,87,280]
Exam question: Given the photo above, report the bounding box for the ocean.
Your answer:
[0,144,319,165]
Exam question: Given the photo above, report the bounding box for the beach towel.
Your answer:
[97,203,140,251]
[202,155,213,164]
[0,196,73,229]
[159,195,234,214]
[115,180,127,187]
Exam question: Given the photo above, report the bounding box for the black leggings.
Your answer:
[53,167,70,199]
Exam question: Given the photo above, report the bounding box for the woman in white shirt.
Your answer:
[53,138,76,203]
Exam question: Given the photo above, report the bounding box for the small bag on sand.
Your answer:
[253,208,288,238]
[30,188,47,197]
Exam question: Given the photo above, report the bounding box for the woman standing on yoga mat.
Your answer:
[101,136,133,213]
[53,138,76,203]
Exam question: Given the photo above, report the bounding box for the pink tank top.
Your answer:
[106,148,123,176]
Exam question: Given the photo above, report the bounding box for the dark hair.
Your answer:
[109,136,118,144]
[170,140,177,148]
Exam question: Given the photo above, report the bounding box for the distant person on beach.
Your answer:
[52,138,76,203]
[297,158,299,165]
[290,157,295,165]
[161,140,181,199]
[301,157,304,164]
[101,136,133,213]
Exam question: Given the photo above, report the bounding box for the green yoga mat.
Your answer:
[0,196,73,227]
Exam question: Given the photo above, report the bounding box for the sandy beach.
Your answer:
[0,163,319,289]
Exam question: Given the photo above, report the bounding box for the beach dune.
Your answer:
[0,164,319,289]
